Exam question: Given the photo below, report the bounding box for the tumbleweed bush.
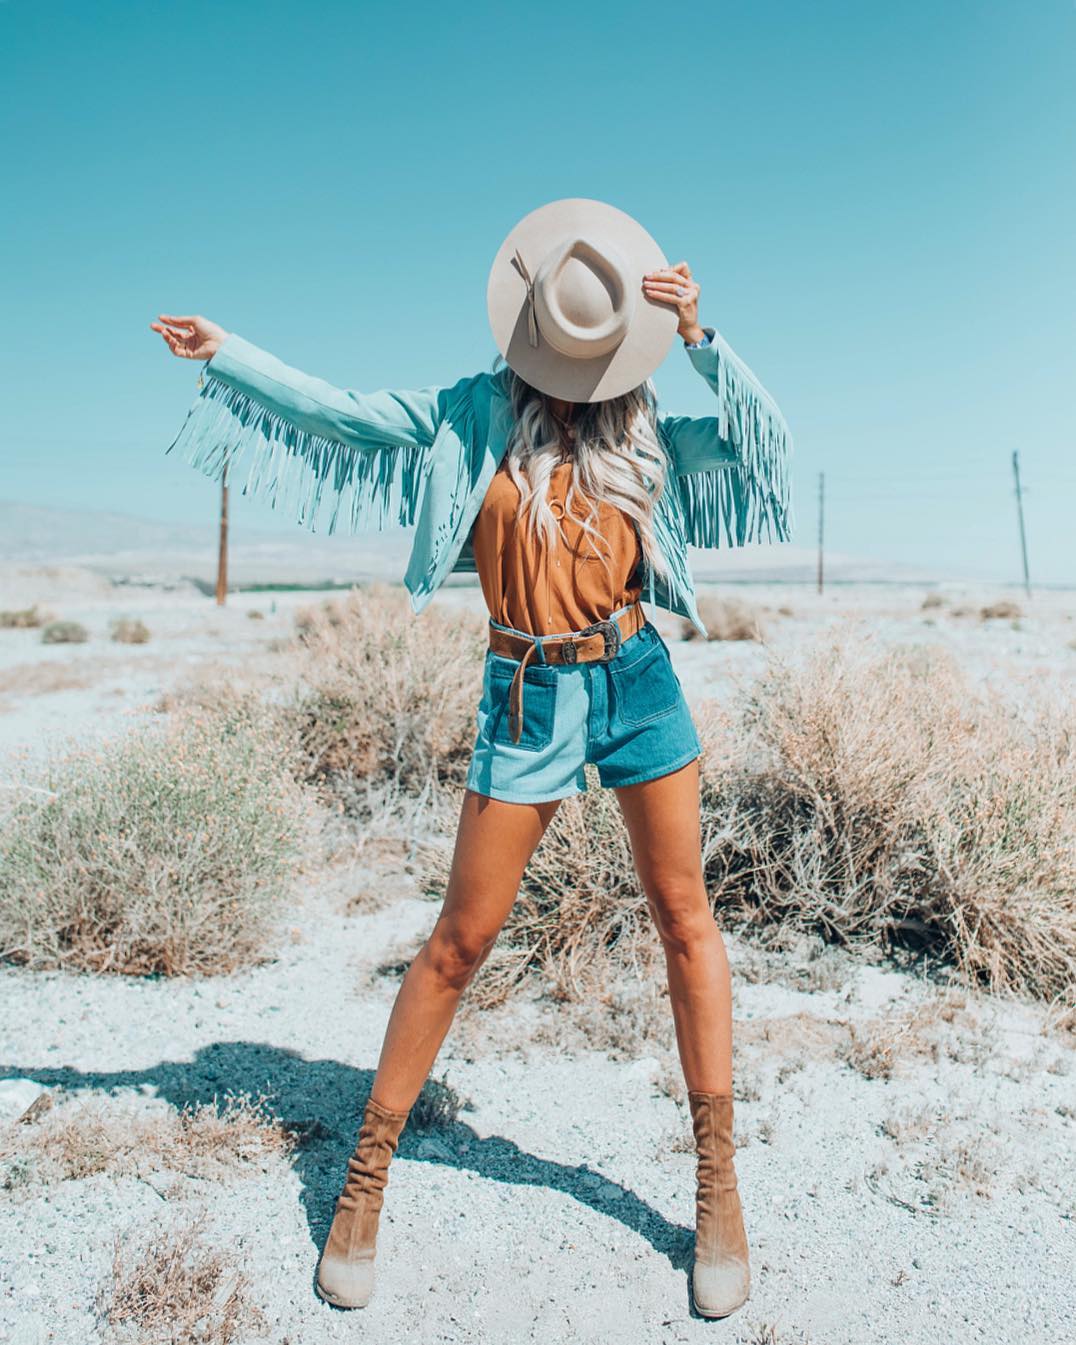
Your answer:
[0,695,312,975]
[700,635,1076,1000]
[283,584,485,808]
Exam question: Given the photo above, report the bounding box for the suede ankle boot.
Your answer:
[687,1090,750,1318]
[315,1096,410,1309]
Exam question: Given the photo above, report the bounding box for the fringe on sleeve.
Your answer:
[165,367,432,534]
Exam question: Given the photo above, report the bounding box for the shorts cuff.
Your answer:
[597,748,701,791]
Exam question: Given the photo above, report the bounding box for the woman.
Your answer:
[152,198,792,1320]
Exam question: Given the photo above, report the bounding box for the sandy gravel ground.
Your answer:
[0,566,1073,1344]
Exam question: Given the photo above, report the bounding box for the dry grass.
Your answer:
[681,594,765,642]
[0,695,312,975]
[40,619,89,643]
[0,661,96,697]
[1,1092,294,1189]
[700,635,1076,1000]
[102,1212,265,1345]
[980,600,1023,621]
[110,616,151,644]
[0,604,54,628]
[282,584,485,810]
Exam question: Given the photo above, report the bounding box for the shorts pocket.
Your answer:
[485,656,559,752]
[608,637,683,727]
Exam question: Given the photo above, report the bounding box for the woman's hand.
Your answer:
[642,262,705,344]
[150,314,230,361]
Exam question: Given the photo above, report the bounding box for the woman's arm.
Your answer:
[152,314,473,534]
[152,315,450,451]
[642,266,793,545]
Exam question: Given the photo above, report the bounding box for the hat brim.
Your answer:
[486,197,680,403]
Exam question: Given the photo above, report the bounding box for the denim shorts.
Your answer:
[465,610,702,805]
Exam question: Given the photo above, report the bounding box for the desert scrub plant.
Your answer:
[980,600,1022,621]
[283,584,485,806]
[699,634,1076,1000]
[1,1092,293,1189]
[40,618,88,644]
[681,594,764,642]
[420,773,660,1006]
[101,1212,265,1345]
[0,604,53,628]
[110,616,151,644]
[0,695,312,974]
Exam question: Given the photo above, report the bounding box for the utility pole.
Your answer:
[215,465,229,606]
[817,470,825,595]
[1011,450,1031,599]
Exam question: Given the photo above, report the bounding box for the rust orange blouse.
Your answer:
[471,459,643,636]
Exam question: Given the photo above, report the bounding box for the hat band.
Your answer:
[510,238,635,361]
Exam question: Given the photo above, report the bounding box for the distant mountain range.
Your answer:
[0,499,987,587]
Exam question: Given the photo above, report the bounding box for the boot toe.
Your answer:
[692,1257,750,1318]
[316,1253,375,1309]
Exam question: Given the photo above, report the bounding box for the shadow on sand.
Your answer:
[1,1042,693,1273]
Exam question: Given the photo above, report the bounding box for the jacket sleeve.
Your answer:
[165,332,470,535]
[658,326,794,547]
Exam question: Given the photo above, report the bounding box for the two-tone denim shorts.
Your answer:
[465,607,702,805]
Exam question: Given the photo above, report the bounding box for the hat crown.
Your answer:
[486,196,675,402]
[532,236,637,360]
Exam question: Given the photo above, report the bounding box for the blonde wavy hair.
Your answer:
[489,357,671,582]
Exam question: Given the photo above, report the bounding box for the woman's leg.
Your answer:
[614,758,731,1094]
[369,788,561,1112]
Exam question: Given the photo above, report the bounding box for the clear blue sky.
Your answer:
[2,0,1073,583]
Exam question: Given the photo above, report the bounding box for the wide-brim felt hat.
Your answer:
[486,197,680,403]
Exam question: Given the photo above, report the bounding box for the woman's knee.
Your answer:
[648,883,717,957]
[423,920,499,991]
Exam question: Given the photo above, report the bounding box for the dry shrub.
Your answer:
[1,1092,293,1188]
[102,1212,265,1345]
[701,635,1076,999]
[283,584,485,806]
[0,695,312,975]
[0,662,95,696]
[110,617,151,644]
[0,604,53,628]
[681,594,764,642]
[980,600,1022,621]
[41,619,88,644]
[421,775,658,1006]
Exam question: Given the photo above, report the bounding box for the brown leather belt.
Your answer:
[488,603,646,744]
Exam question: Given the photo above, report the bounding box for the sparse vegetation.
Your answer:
[699,637,1076,1000]
[282,584,485,808]
[110,616,151,643]
[41,619,89,644]
[0,604,53,628]
[980,600,1022,621]
[101,1213,265,1345]
[0,695,312,975]
[408,1073,467,1131]
[681,594,764,642]
[1,1092,294,1188]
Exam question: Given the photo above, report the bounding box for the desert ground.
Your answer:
[0,553,1073,1345]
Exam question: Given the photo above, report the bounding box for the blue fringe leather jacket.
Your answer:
[166,326,793,636]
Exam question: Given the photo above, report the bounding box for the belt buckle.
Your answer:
[578,619,621,662]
